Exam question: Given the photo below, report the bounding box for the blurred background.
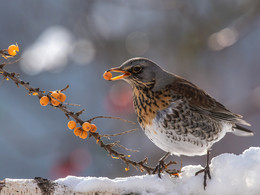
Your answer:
[0,0,259,180]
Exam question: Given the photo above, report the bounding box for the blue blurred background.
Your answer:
[0,0,259,180]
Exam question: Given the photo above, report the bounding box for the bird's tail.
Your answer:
[232,124,254,136]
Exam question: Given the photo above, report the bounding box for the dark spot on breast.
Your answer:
[172,109,179,118]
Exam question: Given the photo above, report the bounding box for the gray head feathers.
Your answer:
[119,57,175,91]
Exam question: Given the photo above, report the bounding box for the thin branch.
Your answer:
[100,128,138,138]
[115,143,139,153]
[63,102,81,106]
[60,84,69,92]
[88,116,136,125]
[76,109,85,116]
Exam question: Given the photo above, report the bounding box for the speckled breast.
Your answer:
[132,85,173,129]
[132,85,227,156]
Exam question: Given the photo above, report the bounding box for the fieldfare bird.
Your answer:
[105,57,253,189]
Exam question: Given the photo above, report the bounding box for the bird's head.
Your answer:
[106,57,172,90]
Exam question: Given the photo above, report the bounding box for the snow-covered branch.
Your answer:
[1,147,259,195]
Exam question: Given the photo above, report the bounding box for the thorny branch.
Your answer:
[0,59,180,176]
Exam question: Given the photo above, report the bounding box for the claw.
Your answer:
[195,164,211,189]
[195,150,211,190]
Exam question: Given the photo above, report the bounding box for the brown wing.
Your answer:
[171,76,250,126]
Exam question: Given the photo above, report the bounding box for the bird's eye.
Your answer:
[132,66,142,73]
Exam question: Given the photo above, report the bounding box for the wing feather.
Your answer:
[171,77,250,126]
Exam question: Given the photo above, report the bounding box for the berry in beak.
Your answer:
[103,68,131,81]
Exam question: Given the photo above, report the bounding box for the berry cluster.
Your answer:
[39,89,97,139]
[40,91,66,107]
[68,121,97,139]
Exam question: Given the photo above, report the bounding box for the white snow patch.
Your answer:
[56,147,260,195]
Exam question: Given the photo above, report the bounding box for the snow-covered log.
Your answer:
[1,147,259,195]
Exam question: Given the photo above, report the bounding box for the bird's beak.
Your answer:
[105,68,131,81]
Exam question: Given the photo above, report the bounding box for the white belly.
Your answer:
[144,121,231,157]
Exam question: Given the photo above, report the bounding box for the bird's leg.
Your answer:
[195,150,211,190]
[152,152,170,178]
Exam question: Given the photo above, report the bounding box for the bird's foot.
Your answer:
[195,164,211,190]
[152,152,171,178]
[152,159,166,178]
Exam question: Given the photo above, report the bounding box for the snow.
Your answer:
[56,147,260,195]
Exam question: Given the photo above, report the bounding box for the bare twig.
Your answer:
[88,116,136,125]
[60,84,69,92]
[100,128,138,138]
[76,109,85,116]
[115,143,139,153]
[63,102,81,106]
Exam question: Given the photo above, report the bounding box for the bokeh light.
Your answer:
[208,27,238,51]
[70,39,96,66]
[20,26,73,75]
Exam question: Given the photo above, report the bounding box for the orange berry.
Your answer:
[51,91,60,98]
[51,99,60,106]
[8,43,19,56]
[79,131,88,139]
[67,120,76,130]
[90,124,97,132]
[82,122,91,131]
[74,127,82,136]
[59,92,66,102]
[103,71,112,80]
[40,96,50,106]
[51,91,61,106]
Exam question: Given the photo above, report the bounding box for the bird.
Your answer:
[104,57,253,189]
